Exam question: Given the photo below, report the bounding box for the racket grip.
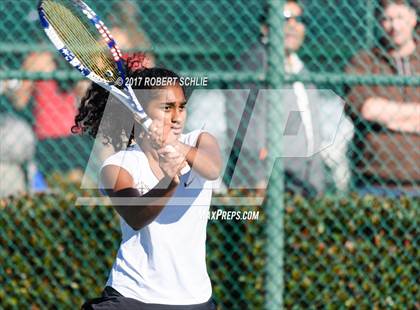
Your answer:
[133,113,152,132]
[141,117,152,131]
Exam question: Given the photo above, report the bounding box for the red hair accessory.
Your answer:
[122,52,147,71]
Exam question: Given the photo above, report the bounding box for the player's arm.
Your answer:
[361,97,420,133]
[101,165,179,231]
[169,132,222,180]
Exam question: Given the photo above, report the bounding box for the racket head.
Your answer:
[38,0,125,86]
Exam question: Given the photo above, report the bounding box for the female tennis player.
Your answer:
[76,55,221,309]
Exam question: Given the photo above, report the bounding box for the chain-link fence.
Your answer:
[0,0,419,308]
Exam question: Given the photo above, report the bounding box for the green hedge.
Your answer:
[282,194,418,309]
[0,192,418,308]
[0,193,117,308]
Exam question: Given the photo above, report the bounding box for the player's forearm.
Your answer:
[177,143,221,180]
[111,176,179,230]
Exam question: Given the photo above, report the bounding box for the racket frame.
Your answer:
[38,0,152,130]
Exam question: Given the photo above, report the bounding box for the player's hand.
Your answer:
[148,121,165,149]
[148,121,178,149]
[157,144,187,183]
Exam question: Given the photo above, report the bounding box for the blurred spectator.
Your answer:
[109,0,155,67]
[0,113,35,197]
[228,3,269,191]
[345,0,419,197]
[280,0,327,196]
[7,52,91,180]
[1,53,43,196]
[237,0,353,196]
[281,0,353,195]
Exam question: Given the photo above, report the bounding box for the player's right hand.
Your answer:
[157,145,186,183]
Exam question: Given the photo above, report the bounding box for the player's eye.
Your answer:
[160,105,171,111]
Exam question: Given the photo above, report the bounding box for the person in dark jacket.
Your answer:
[346,0,419,197]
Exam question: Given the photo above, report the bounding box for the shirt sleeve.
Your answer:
[101,151,141,187]
[181,129,208,148]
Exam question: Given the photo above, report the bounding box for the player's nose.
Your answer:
[171,108,182,123]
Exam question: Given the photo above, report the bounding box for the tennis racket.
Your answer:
[38,0,152,131]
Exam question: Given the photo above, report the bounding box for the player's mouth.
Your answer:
[171,127,183,135]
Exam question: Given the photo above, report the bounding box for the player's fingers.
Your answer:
[157,145,177,155]
[149,121,164,134]
[158,151,180,161]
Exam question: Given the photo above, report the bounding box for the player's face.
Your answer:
[284,2,305,53]
[382,3,417,48]
[146,84,187,140]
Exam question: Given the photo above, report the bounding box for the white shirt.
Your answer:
[101,130,213,305]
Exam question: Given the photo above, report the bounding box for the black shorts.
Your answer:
[82,286,217,310]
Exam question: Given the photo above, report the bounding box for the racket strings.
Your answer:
[42,0,118,82]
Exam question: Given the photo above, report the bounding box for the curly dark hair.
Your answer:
[72,55,183,151]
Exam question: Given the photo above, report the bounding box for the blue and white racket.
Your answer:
[38,0,152,130]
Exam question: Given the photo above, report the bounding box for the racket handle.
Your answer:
[133,113,152,132]
[141,117,152,131]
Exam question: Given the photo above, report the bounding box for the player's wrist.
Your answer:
[173,140,192,158]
